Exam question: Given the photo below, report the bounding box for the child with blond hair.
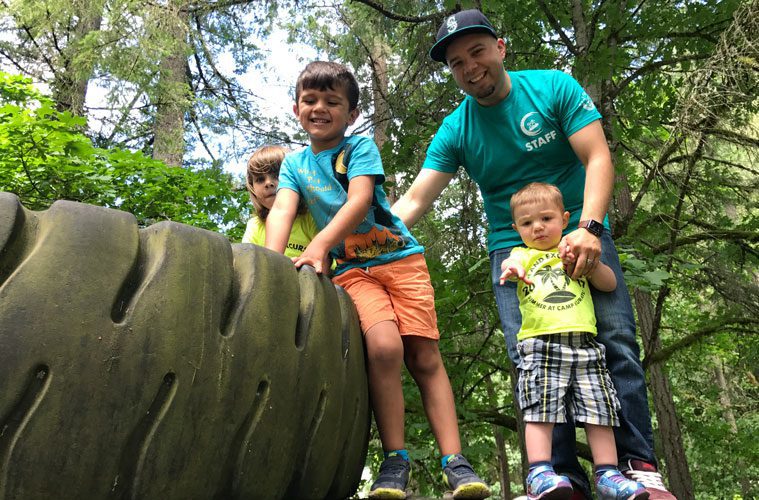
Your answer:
[500,182,647,500]
[242,145,318,258]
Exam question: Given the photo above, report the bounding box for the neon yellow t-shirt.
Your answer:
[511,247,597,340]
[242,212,318,260]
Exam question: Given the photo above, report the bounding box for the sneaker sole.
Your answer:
[528,484,573,500]
[368,487,407,500]
[452,481,491,499]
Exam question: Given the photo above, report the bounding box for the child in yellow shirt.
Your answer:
[499,182,646,500]
[242,145,318,258]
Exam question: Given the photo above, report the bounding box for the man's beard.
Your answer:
[476,85,496,99]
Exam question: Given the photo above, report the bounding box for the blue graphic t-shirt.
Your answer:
[278,135,424,275]
[423,69,607,252]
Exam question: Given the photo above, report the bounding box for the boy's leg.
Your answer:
[402,337,490,499]
[366,320,407,452]
[525,422,554,463]
[402,336,460,454]
[586,424,648,500]
[524,422,573,499]
[378,254,489,498]
[584,424,617,466]
[333,268,411,499]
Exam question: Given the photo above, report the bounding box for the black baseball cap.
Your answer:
[429,9,498,63]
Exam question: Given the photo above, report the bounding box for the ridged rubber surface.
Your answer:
[0,192,370,500]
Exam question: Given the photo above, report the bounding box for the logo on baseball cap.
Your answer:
[430,9,497,63]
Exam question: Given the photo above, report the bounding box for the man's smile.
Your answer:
[469,71,486,84]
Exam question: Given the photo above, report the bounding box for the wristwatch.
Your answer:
[578,219,603,237]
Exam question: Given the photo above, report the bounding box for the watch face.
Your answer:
[580,219,603,236]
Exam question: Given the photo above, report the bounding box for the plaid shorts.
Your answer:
[516,333,621,426]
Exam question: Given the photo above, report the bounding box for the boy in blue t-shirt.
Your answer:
[265,61,490,500]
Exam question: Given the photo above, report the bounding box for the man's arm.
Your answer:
[391,169,455,229]
[293,175,375,274]
[561,120,614,280]
[265,188,300,253]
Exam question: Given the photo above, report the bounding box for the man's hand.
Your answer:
[559,228,602,280]
[499,261,532,286]
[292,240,331,275]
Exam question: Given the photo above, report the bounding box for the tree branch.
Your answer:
[469,409,593,462]
[349,0,450,23]
[648,229,759,254]
[644,318,759,368]
[535,0,578,55]
[703,128,759,148]
[609,54,711,99]
[617,18,730,44]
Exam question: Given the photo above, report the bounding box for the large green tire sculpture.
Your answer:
[0,192,370,500]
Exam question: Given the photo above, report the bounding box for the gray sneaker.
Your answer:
[368,455,410,499]
[442,454,491,499]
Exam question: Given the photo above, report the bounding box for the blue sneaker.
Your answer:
[595,469,650,500]
[368,455,410,499]
[526,464,573,499]
[442,454,491,499]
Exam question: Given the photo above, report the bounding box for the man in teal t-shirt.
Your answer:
[392,8,675,500]
[422,68,607,252]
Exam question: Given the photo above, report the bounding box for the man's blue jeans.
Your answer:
[490,230,656,498]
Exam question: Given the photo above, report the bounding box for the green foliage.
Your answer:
[0,72,248,238]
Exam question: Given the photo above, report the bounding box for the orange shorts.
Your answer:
[332,253,439,339]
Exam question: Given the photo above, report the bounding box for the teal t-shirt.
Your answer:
[278,135,424,275]
[423,69,607,252]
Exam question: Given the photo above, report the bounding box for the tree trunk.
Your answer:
[713,356,737,432]
[712,356,751,497]
[51,1,104,117]
[152,0,191,167]
[371,38,396,203]
[634,290,695,499]
[486,377,512,499]
[574,0,694,494]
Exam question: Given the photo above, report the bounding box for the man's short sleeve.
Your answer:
[422,121,460,174]
[554,72,602,138]
[277,154,302,195]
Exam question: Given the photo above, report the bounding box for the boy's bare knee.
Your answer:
[368,342,403,367]
[365,321,404,367]
[404,341,444,378]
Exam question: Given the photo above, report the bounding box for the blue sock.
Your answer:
[529,461,553,472]
[594,464,616,478]
[441,453,457,468]
[384,449,409,461]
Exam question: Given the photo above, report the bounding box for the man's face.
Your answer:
[445,33,508,106]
